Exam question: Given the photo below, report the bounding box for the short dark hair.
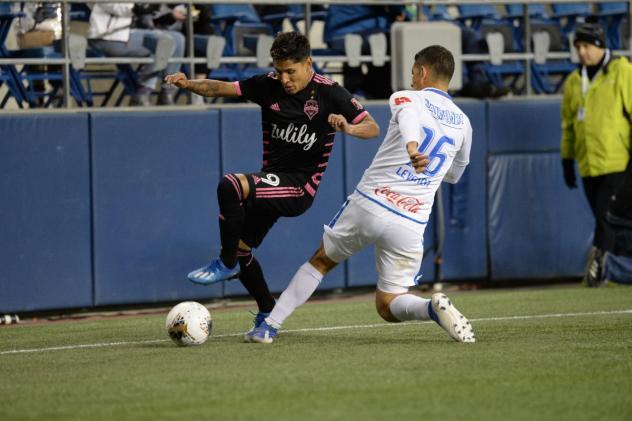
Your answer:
[414,45,455,82]
[270,32,311,62]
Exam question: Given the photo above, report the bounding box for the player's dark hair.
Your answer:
[414,45,455,82]
[270,32,311,62]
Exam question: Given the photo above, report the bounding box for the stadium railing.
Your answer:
[0,0,630,108]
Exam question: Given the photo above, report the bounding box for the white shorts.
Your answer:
[323,192,427,294]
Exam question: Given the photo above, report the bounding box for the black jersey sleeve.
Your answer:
[330,85,369,124]
[237,74,273,106]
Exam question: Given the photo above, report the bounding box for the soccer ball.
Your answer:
[165,301,212,346]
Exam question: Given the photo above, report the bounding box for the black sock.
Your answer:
[217,175,245,268]
[238,250,275,313]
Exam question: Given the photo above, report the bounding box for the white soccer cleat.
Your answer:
[431,293,475,343]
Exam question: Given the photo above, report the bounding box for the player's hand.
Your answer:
[328,114,349,133]
[406,141,429,173]
[562,159,577,189]
[410,151,430,174]
[164,72,189,89]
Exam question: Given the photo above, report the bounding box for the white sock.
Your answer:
[389,294,431,321]
[266,262,323,329]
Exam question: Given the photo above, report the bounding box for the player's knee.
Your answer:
[308,246,338,275]
[237,247,254,267]
[375,292,400,323]
[217,174,243,203]
[375,301,398,322]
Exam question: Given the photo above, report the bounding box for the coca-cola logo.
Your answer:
[374,186,423,213]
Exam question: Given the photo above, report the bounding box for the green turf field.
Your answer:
[1,286,631,421]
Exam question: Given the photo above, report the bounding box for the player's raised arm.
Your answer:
[164,72,239,98]
[444,125,472,184]
[328,112,380,139]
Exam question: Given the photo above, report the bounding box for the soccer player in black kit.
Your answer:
[164,32,380,338]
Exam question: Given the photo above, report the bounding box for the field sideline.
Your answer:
[1,286,631,421]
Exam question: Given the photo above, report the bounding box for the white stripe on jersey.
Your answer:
[355,88,473,224]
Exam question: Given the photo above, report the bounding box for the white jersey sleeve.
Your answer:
[389,92,420,145]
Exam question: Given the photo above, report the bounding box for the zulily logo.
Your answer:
[271,123,318,151]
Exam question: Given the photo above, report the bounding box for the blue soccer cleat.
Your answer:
[243,311,270,342]
[188,258,240,285]
[249,320,278,344]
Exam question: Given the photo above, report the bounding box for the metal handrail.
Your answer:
[1,0,631,107]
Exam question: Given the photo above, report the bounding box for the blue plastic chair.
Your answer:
[550,3,593,18]
[457,4,501,30]
[422,5,452,21]
[531,60,577,94]
[597,3,629,49]
[209,5,273,81]
[0,4,88,107]
[550,3,592,35]
[505,4,549,20]
[0,6,30,107]
[62,8,144,107]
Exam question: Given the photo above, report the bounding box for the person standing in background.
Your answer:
[560,22,632,286]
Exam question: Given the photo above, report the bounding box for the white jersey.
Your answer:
[354,88,472,225]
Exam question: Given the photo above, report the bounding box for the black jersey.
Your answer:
[236,72,368,176]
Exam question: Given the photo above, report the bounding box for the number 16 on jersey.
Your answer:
[416,126,455,176]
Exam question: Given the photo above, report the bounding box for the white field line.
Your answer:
[1,309,631,356]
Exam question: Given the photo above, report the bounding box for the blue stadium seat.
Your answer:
[208,4,273,82]
[551,3,593,18]
[531,60,577,94]
[422,5,452,21]
[597,2,629,49]
[69,3,91,21]
[550,3,592,35]
[320,5,407,77]
[258,5,327,33]
[66,8,147,106]
[1,3,133,107]
[457,4,501,30]
[504,4,549,20]
[287,4,327,30]
[0,61,27,108]
[0,8,29,107]
[0,6,85,107]
[503,4,575,93]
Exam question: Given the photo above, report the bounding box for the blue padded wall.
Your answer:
[1,97,600,313]
[487,98,593,279]
[488,153,593,278]
[488,98,561,152]
[0,114,92,312]
[221,107,346,297]
[91,111,223,305]
[440,100,487,280]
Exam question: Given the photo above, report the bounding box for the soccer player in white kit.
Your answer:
[249,45,475,344]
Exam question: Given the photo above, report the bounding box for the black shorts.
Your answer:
[240,171,316,248]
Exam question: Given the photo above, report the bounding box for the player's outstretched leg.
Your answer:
[239,251,278,341]
[247,261,325,344]
[188,174,245,285]
[430,293,475,343]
